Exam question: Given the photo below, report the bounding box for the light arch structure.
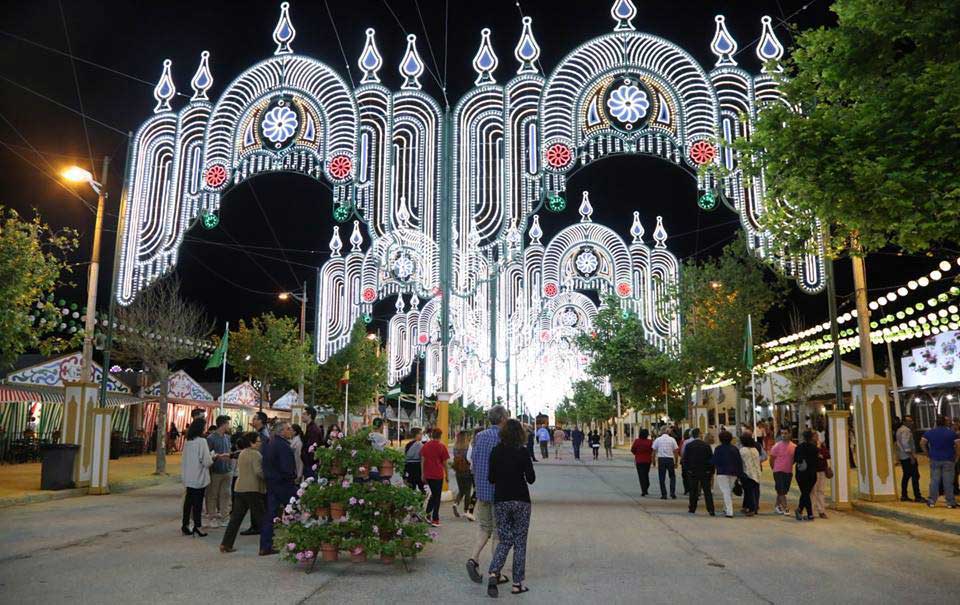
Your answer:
[117,1,824,411]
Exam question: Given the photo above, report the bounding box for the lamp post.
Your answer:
[279,281,307,409]
[63,158,110,384]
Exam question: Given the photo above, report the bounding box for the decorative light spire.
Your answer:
[578,191,594,222]
[506,220,521,248]
[153,59,175,113]
[358,28,383,84]
[329,226,343,257]
[756,16,784,72]
[190,51,212,101]
[529,215,542,244]
[399,34,425,90]
[272,2,296,55]
[410,293,420,309]
[630,211,644,242]
[710,15,738,67]
[396,196,411,227]
[349,220,363,251]
[611,0,637,32]
[653,216,668,248]
[514,17,540,75]
[472,28,498,86]
[395,295,406,313]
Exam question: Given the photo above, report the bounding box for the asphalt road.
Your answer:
[1,446,958,604]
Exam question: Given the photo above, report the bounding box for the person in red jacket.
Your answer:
[630,429,654,496]
[420,428,450,527]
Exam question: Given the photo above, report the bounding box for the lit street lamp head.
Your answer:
[63,165,102,194]
[278,292,290,301]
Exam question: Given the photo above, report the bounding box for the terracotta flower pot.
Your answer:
[357,467,370,480]
[331,462,344,477]
[320,543,339,562]
[381,555,395,565]
[349,547,367,563]
[380,460,394,477]
[314,506,330,520]
[330,501,346,520]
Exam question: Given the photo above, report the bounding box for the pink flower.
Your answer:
[295,552,304,561]
[358,499,365,505]
[396,528,403,536]
[312,464,318,471]
[296,489,304,497]
[287,542,297,551]
[429,530,438,539]
[351,450,357,457]
[415,542,423,549]
[341,480,350,488]
[374,511,380,517]
[349,497,358,505]
[304,550,314,559]
[358,466,367,473]
[372,525,379,534]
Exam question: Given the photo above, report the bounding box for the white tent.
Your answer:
[271,389,298,410]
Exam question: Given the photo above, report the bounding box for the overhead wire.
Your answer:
[412,0,448,106]
[57,0,97,182]
[245,180,302,283]
[379,0,445,90]
[0,74,127,135]
[732,0,820,59]
[322,0,356,89]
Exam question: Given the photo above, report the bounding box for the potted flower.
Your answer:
[379,539,399,565]
[318,525,341,562]
[325,482,350,520]
[378,447,403,479]
[298,481,331,520]
[344,536,379,563]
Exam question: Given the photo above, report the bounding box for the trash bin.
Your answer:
[40,443,79,490]
[110,434,121,460]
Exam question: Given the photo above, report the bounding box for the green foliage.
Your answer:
[308,320,386,412]
[226,312,311,400]
[0,207,79,369]
[567,380,616,423]
[736,0,960,255]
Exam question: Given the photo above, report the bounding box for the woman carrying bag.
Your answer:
[181,417,215,537]
[812,432,832,519]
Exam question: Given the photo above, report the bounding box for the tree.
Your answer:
[0,207,79,369]
[570,380,616,426]
[113,278,213,473]
[308,321,386,417]
[737,0,960,255]
[781,309,824,423]
[227,313,311,406]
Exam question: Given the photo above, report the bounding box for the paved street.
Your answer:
[1,446,958,604]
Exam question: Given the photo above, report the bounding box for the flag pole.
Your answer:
[748,314,757,435]
[219,321,228,417]
[343,380,350,436]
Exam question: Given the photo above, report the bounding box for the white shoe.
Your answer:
[774,506,783,515]
[465,512,476,522]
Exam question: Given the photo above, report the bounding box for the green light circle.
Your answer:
[546,193,566,213]
[697,190,717,211]
[332,203,352,223]
[200,211,220,230]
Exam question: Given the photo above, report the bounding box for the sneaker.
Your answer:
[913,497,926,503]
[725,514,734,518]
[670,494,677,500]
[795,509,802,521]
[452,503,461,518]
[466,559,482,583]
[900,497,912,502]
[465,512,476,522]
[774,506,784,515]
[948,504,958,509]
[927,500,936,508]
[429,520,442,527]
[805,514,815,521]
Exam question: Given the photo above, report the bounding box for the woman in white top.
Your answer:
[290,424,304,481]
[181,417,214,536]
[739,434,762,517]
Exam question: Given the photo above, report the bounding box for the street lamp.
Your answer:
[63,158,110,384]
[279,283,308,408]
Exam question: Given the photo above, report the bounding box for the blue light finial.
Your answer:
[399,34,424,90]
[273,2,296,55]
[153,59,175,113]
[529,215,543,244]
[756,16,784,72]
[653,216,668,248]
[329,226,343,257]
[358,28,383,84]
[579,191,593,222]
[514,17,540,75]
[630,211,645,242]
[611,0,637,32]
[472,28,499,86]
[710,15,738,67]
[190,51,213,101]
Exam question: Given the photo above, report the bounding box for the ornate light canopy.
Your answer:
[116,2,824,411]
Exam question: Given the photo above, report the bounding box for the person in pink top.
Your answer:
[769,428,797,515]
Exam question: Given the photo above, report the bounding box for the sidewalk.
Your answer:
[0,453,181,508]
[613,441,960,535]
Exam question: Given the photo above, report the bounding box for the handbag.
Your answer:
[732,479,743,497]
[824,465,834,479]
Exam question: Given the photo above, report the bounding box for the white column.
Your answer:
[826,410,851,510]
[63,381,98,487]
[850,378,897,501]
[89,408,113,495]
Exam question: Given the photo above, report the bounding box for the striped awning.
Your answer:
[0,384,142,407]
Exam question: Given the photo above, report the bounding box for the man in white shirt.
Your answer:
[652,427,679,500]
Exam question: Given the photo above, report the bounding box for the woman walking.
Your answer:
[220,432,266,552]
[404,428,426,495]
[589,430,601,461]
[812,432,831,518]
[603,429,614,459]
[794,430,819,521]
[487,419,536,597]
[738,434,761,516]
[452,430,476,521]
[290,424,304,482]
[712,430,742,518]
[421,428,449,527]
[181,417,214,536]
[630,429,653,496]
[553,426,565,460]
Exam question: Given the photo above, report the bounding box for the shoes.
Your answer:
[219,545,235,553]
[744,511,756,517]
[948,504,958,509]
[805,514,815,521]
[819,513,828,519]
[900,497,912,502]
[725,514,734,518]
[783,509,792,516]
[429,520,442,527]
[452,504,460,518]
[774,505,784,515]
[688,510,696,514]
[181,526,192,536]
[258,549,279,556]
[207,519,220,529]
[670,494,677,500]
[927,500,936,508]
[466,559,482,583]
[192,528,208,537]
[708,511,716,517]
[660,496,667,500]
[239,528,259,536]
[914,497,926,503]
[465,512,476,522]
[795,509,803,521]
[641,493,648,497]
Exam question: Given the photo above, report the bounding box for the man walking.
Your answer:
[465,405,510,586]
[769,428,796,515]
[682,428,715,515]
[571,426,585,461]
[260,421,297,555]
[205,415,233,528]
[896,415,923,502]
[553,426,565,460]
[302,406,322,479]
[251,411,270,446]
[525,425,537,461]
[652,427,679,500]
[536,424,550,460]
[921,416,960,509]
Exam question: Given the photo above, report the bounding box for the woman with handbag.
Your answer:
[711,430,742,518]
[452,430,476,521]
[738,434,761,516]
[812,432,831,519]
[180,417,214,537]
[794,430,820,521]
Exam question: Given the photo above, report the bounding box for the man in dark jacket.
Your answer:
[302,406,322,478]
[260,421,297,555]
[526,425,538,461]
[571,426,585,460]
[681,428,715,515]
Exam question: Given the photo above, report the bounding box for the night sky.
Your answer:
[0,0,949,384]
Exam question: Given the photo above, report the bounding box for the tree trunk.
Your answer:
[155,367,168,475]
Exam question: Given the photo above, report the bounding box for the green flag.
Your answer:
[206,328,229,370]
[742,315,754,371]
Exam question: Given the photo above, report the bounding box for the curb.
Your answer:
[0,473,181,509]
[851,501,960,536]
